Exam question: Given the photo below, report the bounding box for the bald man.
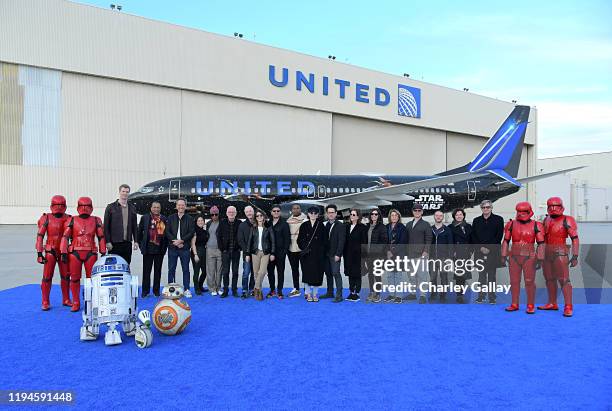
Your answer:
[218,206,241,298]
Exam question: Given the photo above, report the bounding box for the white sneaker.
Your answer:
[184,289,192,298]
[288,288,301,298]
[211,291,218,296]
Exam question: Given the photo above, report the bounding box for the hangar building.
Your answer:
[0,0,536,223]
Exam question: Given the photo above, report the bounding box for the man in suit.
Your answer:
[320,204,346,302]
[471,199,505,304]
[405,203,432,304]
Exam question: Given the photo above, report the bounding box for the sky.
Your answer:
[76,0,612,158]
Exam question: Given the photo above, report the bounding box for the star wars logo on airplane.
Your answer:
[415,194,444,210]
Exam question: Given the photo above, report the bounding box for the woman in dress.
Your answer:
[297,206,325,302]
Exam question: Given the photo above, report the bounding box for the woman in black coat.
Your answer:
[343,209,368,302]
[364,208,388,303]
[297,207,325,302]
[450,208,473,303]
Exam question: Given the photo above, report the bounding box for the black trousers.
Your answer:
[191,245,207,291]
[142,253,164,295]
[478,265,498,298]
[112,241,132,264]
[221,249,241,291]
[348,276,362,293]
[287,251,301,289]
[267,252,286,293]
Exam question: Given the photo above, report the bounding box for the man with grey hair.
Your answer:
[218,205,241,298]
[238,205,255,298]
[471,199,505,304]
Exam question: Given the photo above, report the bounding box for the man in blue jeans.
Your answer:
[238,205,255,299]
[165,198,195,297]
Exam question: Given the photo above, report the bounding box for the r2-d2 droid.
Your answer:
[80,255,150,346]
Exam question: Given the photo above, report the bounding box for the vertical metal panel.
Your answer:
[0,62,23,165]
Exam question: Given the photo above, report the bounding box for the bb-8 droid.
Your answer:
[153,283,192,335]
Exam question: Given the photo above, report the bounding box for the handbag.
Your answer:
[300,221,319,257]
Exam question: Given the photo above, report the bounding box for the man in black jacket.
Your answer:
[321,204,346,302]
[165,198,196,297]
[137,201,167,297]
[237,206,255,298]
[471,199,504,304]
[103,184,138,263]
[267,204,291,298]
[218,205,241,298]
[405,203,432,303]
[430,210,454,302]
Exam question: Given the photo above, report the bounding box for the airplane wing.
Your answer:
[494,166,585,186]
[293,171,488,210]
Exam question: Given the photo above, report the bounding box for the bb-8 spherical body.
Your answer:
[153,283,192,335]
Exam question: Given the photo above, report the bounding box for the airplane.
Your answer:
[128,105,582,219]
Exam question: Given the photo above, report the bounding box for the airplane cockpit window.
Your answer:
[139,186,154,194]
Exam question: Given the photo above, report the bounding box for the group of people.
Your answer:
[36,184,579,316]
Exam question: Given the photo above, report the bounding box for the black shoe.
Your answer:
[439,293,446,303]
[249,290,255,297]
[475,294,485,304]
[419,296,427,304]
[319,293,334,299]
[456,295,464,304]
[405,294,417,301]
[489,297,497,305]
[153,292,160,297]
[394,296,402,304]
[141,293,149,298]
[241,292,248,299]
[220,291,229,298]
[332,295,344,303]
[195,289,203,295]
[232,289,239,297]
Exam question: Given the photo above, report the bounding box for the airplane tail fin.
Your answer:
[441,105,530,186]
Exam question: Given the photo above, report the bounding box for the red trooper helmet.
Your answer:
[547,196,565,217]
[77,197,93,216]
[50,195,67,214]
[515,201,534,222]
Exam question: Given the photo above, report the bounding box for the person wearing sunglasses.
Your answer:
[471,200,504,304]
[297,206,325,302]
[365,208,388,303]
[248,210,275,301]
[343,209,368,302]
[266,205,290,299]
[205,206,223,296]
[405,203,432,304]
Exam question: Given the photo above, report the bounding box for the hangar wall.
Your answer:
[0,0,537,223]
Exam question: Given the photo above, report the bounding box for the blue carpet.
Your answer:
[1,285,611,410]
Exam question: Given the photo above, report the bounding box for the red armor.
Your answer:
[538,197,579,317]
[502,202,544,313]
[60,197,106,312]
[35,195,71,310]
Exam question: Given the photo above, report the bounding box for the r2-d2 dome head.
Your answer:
[161,283,184,300]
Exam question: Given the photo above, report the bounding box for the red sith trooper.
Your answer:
[502,202,544,314]
[538,197,579,317]
[35,195,72,310]
[60,197,106,312]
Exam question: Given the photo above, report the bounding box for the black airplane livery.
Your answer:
[129,106,581,218]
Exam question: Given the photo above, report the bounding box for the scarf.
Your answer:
[148,214,165,245]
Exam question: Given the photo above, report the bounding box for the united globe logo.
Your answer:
[398,84,421,118]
